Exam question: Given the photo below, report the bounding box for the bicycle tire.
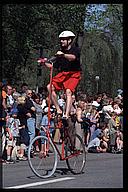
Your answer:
[65,134,86,174]
[28,135,58,178]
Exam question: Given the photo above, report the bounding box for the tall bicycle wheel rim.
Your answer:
[66,134,86,174]
[28,136,58,178]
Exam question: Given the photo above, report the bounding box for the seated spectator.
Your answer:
[112,101,122,115]
[87,133,103,153]
[89,123,102,142]
[115,129,123,153]
[100,122,109,152]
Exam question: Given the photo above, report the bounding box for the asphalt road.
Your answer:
[2,152,123,189]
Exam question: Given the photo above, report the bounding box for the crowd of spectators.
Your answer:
[1,81,123,164]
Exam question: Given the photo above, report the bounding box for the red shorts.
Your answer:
[52,71,81,92]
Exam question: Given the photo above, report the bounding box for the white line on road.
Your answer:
[5,177,75,189]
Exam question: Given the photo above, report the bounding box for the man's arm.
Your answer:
[55,51,76,61]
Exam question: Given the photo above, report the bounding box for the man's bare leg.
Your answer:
[47,84,62,114]
[64,89,72,119]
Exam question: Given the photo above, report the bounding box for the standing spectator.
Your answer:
[92,95,102,111]
[32,93,43,152]
[41,95,49,110]
[32,93,43,129]
[108,112,118,153]
[1,83,7,115]
[19,83,28,97]
[75,98,86,147]
[17,96,30,160]
[39,107,55,156]
[5,108,20,163]
[1,83,7,125]
[58,93,66,112]
[87,105,99,140]
[25,89,36,145]
[6,85,15,114]
[53,114,63,143]
[12,86,20,103]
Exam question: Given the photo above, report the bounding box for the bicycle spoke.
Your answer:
[28,136,58,178]
[66,134,86,174]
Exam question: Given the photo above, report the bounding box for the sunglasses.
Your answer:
[60,38,69,41]
[8,88,12,90]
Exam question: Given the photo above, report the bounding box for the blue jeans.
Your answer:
[27,118,36,144]
[19,128,30,146]
[40,128,54,144]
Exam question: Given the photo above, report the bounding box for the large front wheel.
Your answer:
[28,135,58,178]
[66,134,86,174]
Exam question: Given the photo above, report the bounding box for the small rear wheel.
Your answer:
[28,135,58,178]
[65,134,86,174]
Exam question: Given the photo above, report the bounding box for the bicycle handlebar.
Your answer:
[37,56,56,65]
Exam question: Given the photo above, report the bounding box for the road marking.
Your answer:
[5,177,75,189]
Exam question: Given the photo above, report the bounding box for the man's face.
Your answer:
[60,37,71,48]
[22,86,28,92]
[7,86,13,95]
[27,90,32,98]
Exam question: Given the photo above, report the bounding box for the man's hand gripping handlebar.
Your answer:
[37,57,53,69]
[38,56,57,69]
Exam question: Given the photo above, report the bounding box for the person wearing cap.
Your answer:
[5,108,21,163]
[45,30,82,120]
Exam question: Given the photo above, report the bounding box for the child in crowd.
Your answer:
[5,108,21,163]
[39,107,55,157]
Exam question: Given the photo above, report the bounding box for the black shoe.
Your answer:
[6,159,15,164]
[116,149,122,154]
[19,156,28,161]
[30,152,34,158]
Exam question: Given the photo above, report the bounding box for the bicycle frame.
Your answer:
[40,125,81,161]
[52,126,81,161]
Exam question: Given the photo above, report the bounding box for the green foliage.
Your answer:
[2,4,86,88]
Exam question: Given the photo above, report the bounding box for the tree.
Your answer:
[2,4,87,88]
[80,4,123,96]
